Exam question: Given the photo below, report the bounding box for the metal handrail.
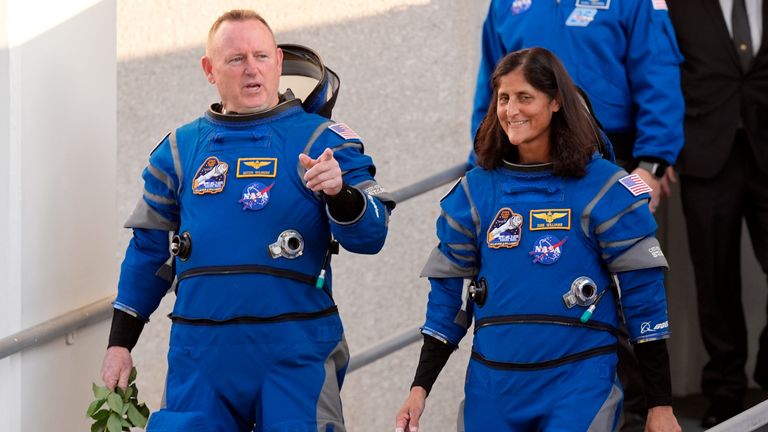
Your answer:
[0,295,115,359]
[0,162,468,361]
[706,399,768,431]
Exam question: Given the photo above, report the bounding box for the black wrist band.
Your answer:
[634,339,673,408]
[324,183,365,222]
[410,335,456,396]
[107,308,145,352]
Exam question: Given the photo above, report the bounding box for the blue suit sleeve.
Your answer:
[588,170,671,343]
[421,180,479,345]
[117,137,181,320]
[616,267,670,343]
[310,127,392,254]
[115,228,173,321]
[625,1,685,165]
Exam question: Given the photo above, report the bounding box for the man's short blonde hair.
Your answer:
[207,9,275,53]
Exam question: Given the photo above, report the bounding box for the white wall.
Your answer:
[0,1,117,430]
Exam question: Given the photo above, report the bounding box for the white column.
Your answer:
[0,1,22,430]
[1,1,117,431]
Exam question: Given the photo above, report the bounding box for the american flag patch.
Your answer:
[328,123,361,140]
[619,174,653,196]
[652,0,668,10]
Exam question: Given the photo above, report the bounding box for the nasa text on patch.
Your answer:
[530,209,571,231]
[239,181,275,211]
[510,0,532,15]
[192,156,228,195]
[529,235,568,265]
[236,158,277,178]
[487,207,523,249]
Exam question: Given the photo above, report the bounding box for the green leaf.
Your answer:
[129,367,137,384]
[121,402,130,415]
[90,417,106,432]
[92,409,110,421]
[106,412,122,432]
[92,382,109,399]
[86,398,106,418]
[137,403,150,418]
[123,385,134,401]
[106,392,123,414]
[127,403,148,428]
[121,416,131,428]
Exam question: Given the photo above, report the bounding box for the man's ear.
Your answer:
[275,47,283,76]
[201,56,215,84]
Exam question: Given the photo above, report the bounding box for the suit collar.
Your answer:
[703,0,742,67]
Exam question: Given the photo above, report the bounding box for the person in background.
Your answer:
[668,0,768,427]
[396,47,680,432]
[99,9,394,432]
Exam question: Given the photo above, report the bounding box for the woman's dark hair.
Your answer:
[474,47,598,177]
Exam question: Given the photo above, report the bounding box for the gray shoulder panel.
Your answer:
[168,130,183,195]
[460,177,482,239]
[581,170,626,237]
[123,198,179,231]
[420,246,477,279]
[607,236,669,272]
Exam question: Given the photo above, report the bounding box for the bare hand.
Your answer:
[395,386,427,432]
[645,405,682,432]
[299,148,342,196]
[632,167,661,213]
[658,166,677,199]
[101,346,133,391]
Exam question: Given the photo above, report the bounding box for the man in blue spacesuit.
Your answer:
[100,10,393,432]
[397,48,680,432]
[471,0,685,213]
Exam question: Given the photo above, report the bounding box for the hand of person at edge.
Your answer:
[645,405,682,432]
[101,346,133,391]
[395,386,427,432]
[299,148,343,196]
[632,167,661,213]
[658,166,677,200]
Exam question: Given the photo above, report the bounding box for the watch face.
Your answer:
[639,161,666,178]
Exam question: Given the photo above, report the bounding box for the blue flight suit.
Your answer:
[115,96,393,432]
[420,155,671,431]
[470,0,685,166]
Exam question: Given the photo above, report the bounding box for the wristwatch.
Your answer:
[637,160,668,179]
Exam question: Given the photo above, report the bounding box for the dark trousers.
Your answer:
[680,131,768,408]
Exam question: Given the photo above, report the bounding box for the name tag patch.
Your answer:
[530,209,571,231]
[576,0,611,9]
[236,157,277,178]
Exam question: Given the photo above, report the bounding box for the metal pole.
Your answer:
[390,162,467,204]
[705,399,768,432]
[347,326,422,373]
[0,296,114,359]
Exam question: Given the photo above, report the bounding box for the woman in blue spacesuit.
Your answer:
[395,48,681,432]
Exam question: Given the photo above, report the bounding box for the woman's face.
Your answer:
[496,69,560,162]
